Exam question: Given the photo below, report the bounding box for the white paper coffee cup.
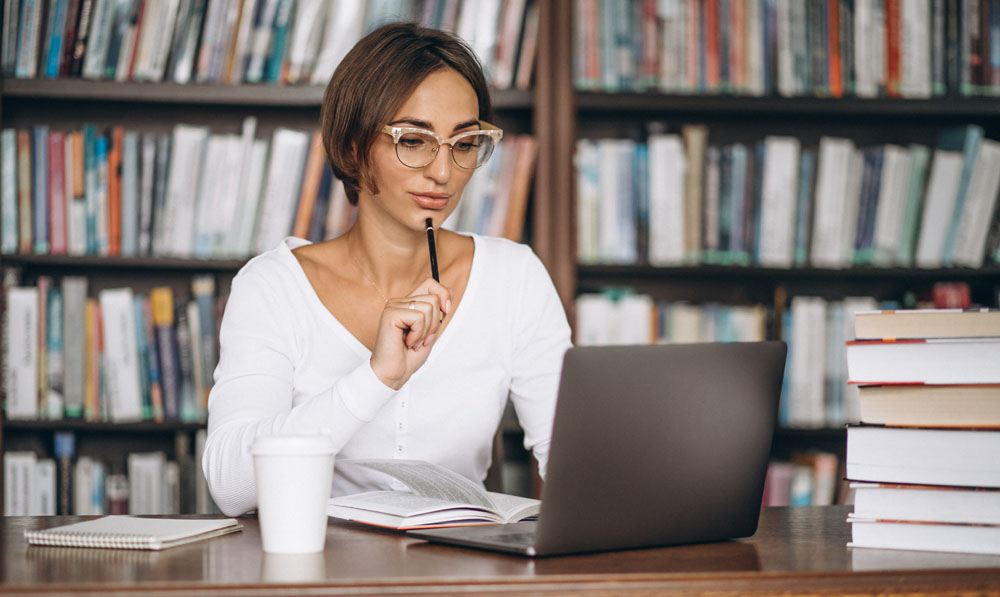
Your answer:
[260,552,326,582]
[252,435,336,553]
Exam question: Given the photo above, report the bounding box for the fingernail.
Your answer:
[445,299,452,314]
[423,333,436,347]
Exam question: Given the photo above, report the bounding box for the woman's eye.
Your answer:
[399,136,427,148]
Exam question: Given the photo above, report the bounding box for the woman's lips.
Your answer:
[410,192,450,209]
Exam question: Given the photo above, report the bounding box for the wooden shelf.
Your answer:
[2,419,204,433]
[0,253,248,272]
[774,427,846,441]
[575,92,1000,118]
[0,79,535,110]
[577,264,1000,284]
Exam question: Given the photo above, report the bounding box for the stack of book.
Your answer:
[844,308,1000,555]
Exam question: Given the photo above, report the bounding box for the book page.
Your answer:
[485,491,540,521]
[331,491,494,517]
[344,459,494,510]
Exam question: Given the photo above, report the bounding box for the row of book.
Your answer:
[0,119,536,258]
[575,283,985,429]
[574,291,878,428]
[3,274,220,422]
[3,429,217,515]
[2,0,540,90]
[576,124,1000,270]
[575,292,768,346]
[575,0,1000,98]
[844,308,1000,555]
[762,451,841,507]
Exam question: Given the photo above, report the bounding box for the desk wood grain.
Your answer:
[2,507,999,596]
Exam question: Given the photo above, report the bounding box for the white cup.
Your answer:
[252,435,336,553]
[260,552,326,582]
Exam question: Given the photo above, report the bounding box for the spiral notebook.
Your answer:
[24,516,242,550]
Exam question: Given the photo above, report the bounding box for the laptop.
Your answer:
[409,341,787,557]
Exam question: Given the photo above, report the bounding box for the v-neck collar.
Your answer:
[278,234,482,364]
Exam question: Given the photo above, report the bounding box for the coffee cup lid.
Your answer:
[251,435,336,456]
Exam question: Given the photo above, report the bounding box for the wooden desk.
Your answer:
[2,506,999,596]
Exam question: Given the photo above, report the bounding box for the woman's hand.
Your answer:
[369,278,452,390]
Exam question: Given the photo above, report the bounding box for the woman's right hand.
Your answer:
[369,278,452,390]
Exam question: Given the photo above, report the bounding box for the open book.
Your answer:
[327,459,539,530]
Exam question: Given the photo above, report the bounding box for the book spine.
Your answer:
[57,0,81,76]
[94,132,109,255]
[107,126,123,256]
[4,287,40,419]
[48,130,68,255]
[1,129,18,254]
[263,0,292,83]
[142,296,165,422]
[82,298,98,420]
[1,0,22,76]
[66,131,86,255]
[32,125,49,254]
[191,274,216,414]
[53,431,75,515]
[150,286,179,421]
[120,130,139,256]
[61,276,87,418]
[15,0,44,79]
[98,286,143,422]
[45,282,64,418]
[36,276,49,418]
[82,123,97,254]
[43,0,69,77]
[173,304,197,422]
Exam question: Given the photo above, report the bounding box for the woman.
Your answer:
[203,22,572,517]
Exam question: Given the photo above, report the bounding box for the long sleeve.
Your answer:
[507,249,573,479]
[202,259,396,516]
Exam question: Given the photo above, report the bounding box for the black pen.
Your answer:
[425,218,439,282]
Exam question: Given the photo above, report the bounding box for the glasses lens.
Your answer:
[395,131,437,168]
[452,131,496,169]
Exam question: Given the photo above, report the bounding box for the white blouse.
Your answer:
[202,234,572,516]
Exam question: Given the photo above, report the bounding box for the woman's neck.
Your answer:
[346,217,435,296]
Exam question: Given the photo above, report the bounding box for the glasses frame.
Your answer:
[380,121,504,170]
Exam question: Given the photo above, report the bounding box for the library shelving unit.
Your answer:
[533,0,1000,467]
[0,71,542,509]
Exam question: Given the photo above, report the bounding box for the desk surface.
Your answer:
[2,506,1000,596]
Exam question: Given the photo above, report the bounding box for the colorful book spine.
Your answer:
[150,286,179,421]
[1,129,18,253]
[45,284,64,419]
[82,123,98,255]
[32,125,49,254]
[43,0,70,78]
[48,130,68,255]
[142,296,165,422]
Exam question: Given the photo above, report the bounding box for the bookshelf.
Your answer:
[0,2,547,512]
[5,0,1000,512]
[532,0,1000,506]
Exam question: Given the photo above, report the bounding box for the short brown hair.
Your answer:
[321,22,494,205]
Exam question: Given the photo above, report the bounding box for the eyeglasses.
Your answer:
[381,121,503,170]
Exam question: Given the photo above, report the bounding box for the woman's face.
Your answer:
[364,68,481,230]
